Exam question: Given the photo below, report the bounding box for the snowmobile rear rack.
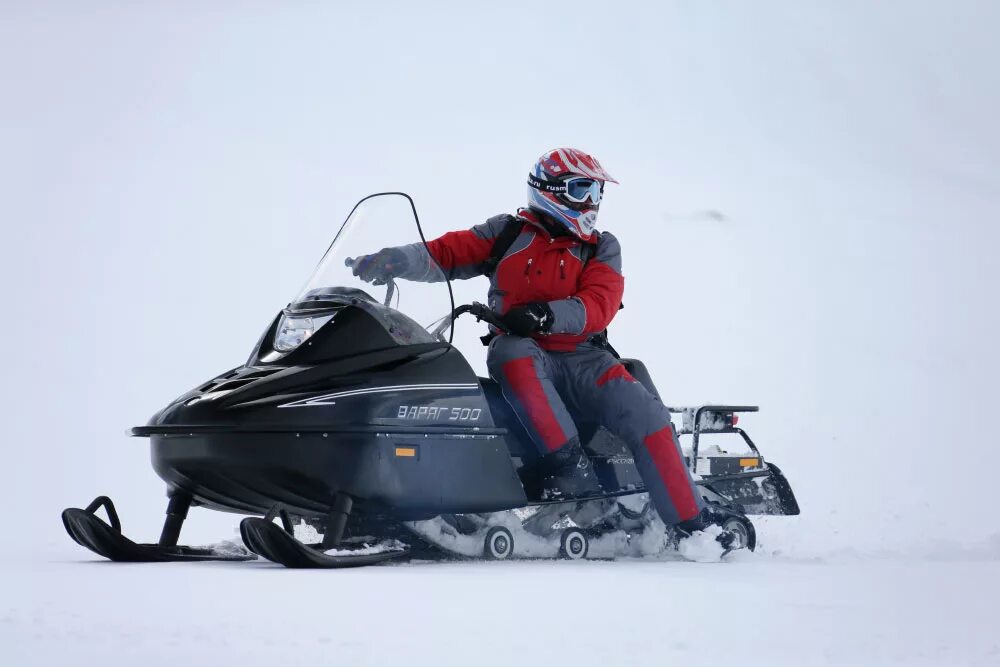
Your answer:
[668,405,760,467]
[666,405,800,516]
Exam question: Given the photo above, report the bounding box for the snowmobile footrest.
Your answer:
[239,517,408,569]
[61,496,255,562]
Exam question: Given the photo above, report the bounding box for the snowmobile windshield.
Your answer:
[288,193,450,346]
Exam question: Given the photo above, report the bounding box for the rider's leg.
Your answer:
[556,346,705,525]
[487,335,598,496]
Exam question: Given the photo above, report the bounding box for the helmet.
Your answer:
[527,147,617,240]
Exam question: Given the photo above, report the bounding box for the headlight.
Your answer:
[273,313,335,353]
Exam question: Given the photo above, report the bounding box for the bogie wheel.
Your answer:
[559,528,589,560]
[484,526,514,560]
[721,517,757,552]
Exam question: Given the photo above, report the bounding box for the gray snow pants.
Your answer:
[487,335,705,525]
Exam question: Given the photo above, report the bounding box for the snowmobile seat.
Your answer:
[618,358,661,401]
[479,376,534,461]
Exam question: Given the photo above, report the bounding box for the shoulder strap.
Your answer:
[481,218,599,277]
[481,215,524,277]
[578,230,599,266]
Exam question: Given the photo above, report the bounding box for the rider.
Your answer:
[349,147,746,551]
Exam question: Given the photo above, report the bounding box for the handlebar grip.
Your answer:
[469,303,509,333]
[447,303,510,334]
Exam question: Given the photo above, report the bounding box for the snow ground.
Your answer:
[6,519,999,667]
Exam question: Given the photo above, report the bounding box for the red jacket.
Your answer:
[424,210,624,351]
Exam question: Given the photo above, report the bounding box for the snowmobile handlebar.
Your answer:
[428,302,510,341]
[383,279,395,308]
[343,257,396,307]
[450,302,510,334]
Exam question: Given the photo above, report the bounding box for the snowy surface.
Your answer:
[3,1,1000,665]
[6,520,1000,667]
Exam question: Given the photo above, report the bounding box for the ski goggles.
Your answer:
[528,174,604,204]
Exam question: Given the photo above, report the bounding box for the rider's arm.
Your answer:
[380,215,510,283]
[420,214,511,280]
[546,232,625,336]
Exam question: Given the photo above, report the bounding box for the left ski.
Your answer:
[62,496,255,563]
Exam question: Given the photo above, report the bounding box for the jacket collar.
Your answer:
[517,208,598,245]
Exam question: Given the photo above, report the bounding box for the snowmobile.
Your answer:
[62,192,799,568]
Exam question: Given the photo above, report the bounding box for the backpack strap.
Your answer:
[480,215,524,277]
[482,218,602,279]
[578,230,599,265]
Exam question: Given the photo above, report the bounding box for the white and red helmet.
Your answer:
[527,147,617,240]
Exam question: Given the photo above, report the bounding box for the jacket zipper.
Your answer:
[524,258,533,277]
[559,256,566,279]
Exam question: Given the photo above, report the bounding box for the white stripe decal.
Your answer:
[311,384,478,400]
[278,383,480,408]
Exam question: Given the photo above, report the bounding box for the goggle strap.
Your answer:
[527,174,566,192]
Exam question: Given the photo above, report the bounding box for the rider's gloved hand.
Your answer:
[347,248,409,284]
[501,302,554,337]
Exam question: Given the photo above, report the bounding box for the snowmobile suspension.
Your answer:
[158,491,192,547]
[320,493,353,550]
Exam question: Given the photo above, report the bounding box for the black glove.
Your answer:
[502,302,554,337]
[347,247,408,284]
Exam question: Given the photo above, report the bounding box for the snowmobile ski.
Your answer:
[62,496,255,562]
[239,517,408,569]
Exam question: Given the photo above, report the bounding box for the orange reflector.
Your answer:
[732,415,739,426]
[395,447,417,458]
[739,457,759,468]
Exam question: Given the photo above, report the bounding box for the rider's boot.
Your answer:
[674,502,753,553]
[538,438,602,500]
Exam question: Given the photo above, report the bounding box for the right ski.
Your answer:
[239,517,409,569]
